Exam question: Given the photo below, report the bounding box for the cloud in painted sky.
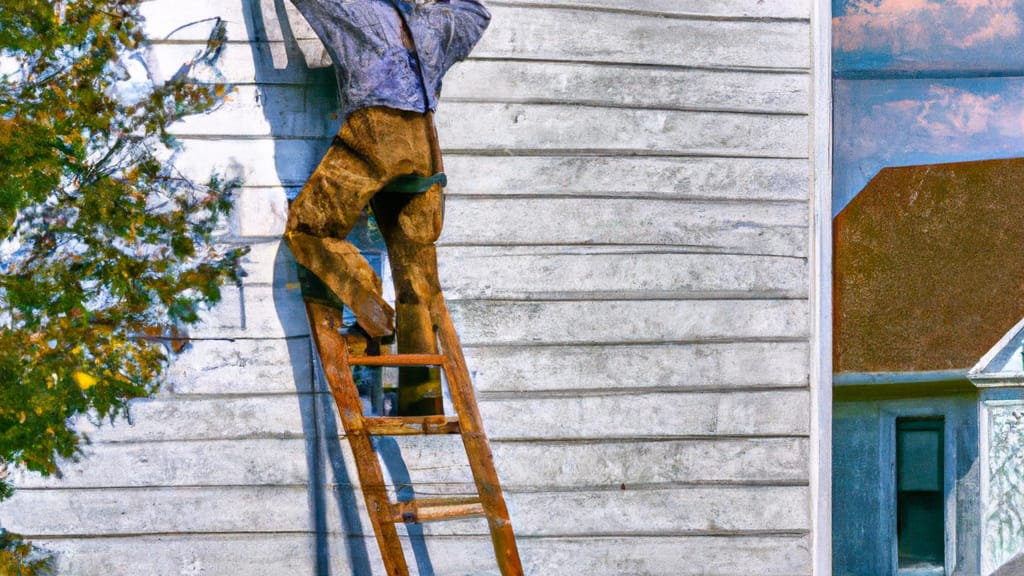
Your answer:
[833,0,1024,71]
[833,78,1024,213]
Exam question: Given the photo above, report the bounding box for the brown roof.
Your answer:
[833,157,1024,374]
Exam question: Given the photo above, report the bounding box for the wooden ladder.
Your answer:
[305,295,524,576]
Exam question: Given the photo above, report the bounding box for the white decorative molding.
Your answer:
[969,318,1024,388]
[811,0,833,573]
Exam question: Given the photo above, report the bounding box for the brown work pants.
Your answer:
[285,106,444,415]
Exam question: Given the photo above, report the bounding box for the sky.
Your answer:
[832,0,1024,213]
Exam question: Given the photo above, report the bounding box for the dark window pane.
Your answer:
[896,418,944,571]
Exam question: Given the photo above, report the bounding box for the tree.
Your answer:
[0,0,244,570]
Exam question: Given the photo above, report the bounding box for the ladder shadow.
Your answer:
[243,0,373,572]
[377,437,437,576]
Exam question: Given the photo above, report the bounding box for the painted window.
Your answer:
[896,418,945,574]
[830,4,1024,573]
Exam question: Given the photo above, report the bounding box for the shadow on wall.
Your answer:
[241,1,436,573]
[240,0,370,574]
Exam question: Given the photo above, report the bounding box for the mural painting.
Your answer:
[832,1,1024,574]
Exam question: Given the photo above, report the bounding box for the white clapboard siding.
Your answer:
[437,249,807,300]
[147,42,810,114]
[12,436,808,490]
[491,0,810,19]
[33,534,812,576]
[2,1,815,574]
[165,337,313,395]
[70,389,807,445]
[448,299,808,346]
[231,241,808,300]
[444,61,810,114]
[466,341,810,393]
[140,2,810,69]
[171,142,810,200]
[172,88,808,158]
[440,197,808,255]
[187,294,809,341]
[226,188,810,251]
[3,484,808,538]
[166,336,808,397]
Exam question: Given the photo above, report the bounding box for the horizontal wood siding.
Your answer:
[0,0,813,574]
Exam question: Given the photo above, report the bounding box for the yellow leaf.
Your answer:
[34,407,43,416]
[17,412,25,424]
[73,371,98,390]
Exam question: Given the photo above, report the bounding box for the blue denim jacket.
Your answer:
[290,0,490,121]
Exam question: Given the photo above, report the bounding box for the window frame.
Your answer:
[880,408,958,576]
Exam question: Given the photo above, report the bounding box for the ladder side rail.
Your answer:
[429,295,525,576]
[306,302,411,576]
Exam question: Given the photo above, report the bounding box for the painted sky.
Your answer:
[833,0,1024,214]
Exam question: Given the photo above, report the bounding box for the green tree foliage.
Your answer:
[0,0,244,569]
[0,530,51,575]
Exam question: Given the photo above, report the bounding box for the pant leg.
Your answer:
[372,184,445,415]
[286,107,445,413]
[285,115,398,338]
[371,111,447,415]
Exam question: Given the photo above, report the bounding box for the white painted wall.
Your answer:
[0,1,817,574]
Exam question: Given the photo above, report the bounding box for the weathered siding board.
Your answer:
[477,390,811,439]
[12,437,808,490]
[436,104,807,157]
[3,484,807,537]
[71,390,807,444]
[441,197,807,256]
[149,43,810,114]
[1,0,816,573]
[172,145,809,201]
[33,534,811,576]
[163,339,810,397]
[438,250,807,300]
[11,439,316,489]
[225,192,809,253]
[449,299,808,346]
[72,395,317,443]
[472,7,809,69]
[141,2,810,70]
[419,61,809,113]
[185,287,809,341]
[173,93,808,159]
[166,337,313,395]
[439,155,809,200]
[466,342,810,393]
[489,0,810,20]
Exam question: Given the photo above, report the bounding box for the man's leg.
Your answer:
[285,131,396,339]
[372,182,445,416]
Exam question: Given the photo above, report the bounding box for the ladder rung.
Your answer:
[348,354,446,367]
[390,497,485,524]
[364,416,461,436]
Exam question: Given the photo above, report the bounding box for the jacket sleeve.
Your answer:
[439,0,491,72]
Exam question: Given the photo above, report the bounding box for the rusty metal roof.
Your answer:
[833,157,1024,374]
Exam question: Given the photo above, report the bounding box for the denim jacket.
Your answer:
[290,0,490,121]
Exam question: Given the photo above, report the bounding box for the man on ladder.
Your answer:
[284,1,524,574]
[286,0,489,415]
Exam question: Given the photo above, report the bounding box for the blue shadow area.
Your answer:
[243,0,436,572]
[240,0,370,573]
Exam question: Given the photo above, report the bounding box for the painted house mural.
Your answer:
[0,1,821,574]
[832,1,1024,574]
